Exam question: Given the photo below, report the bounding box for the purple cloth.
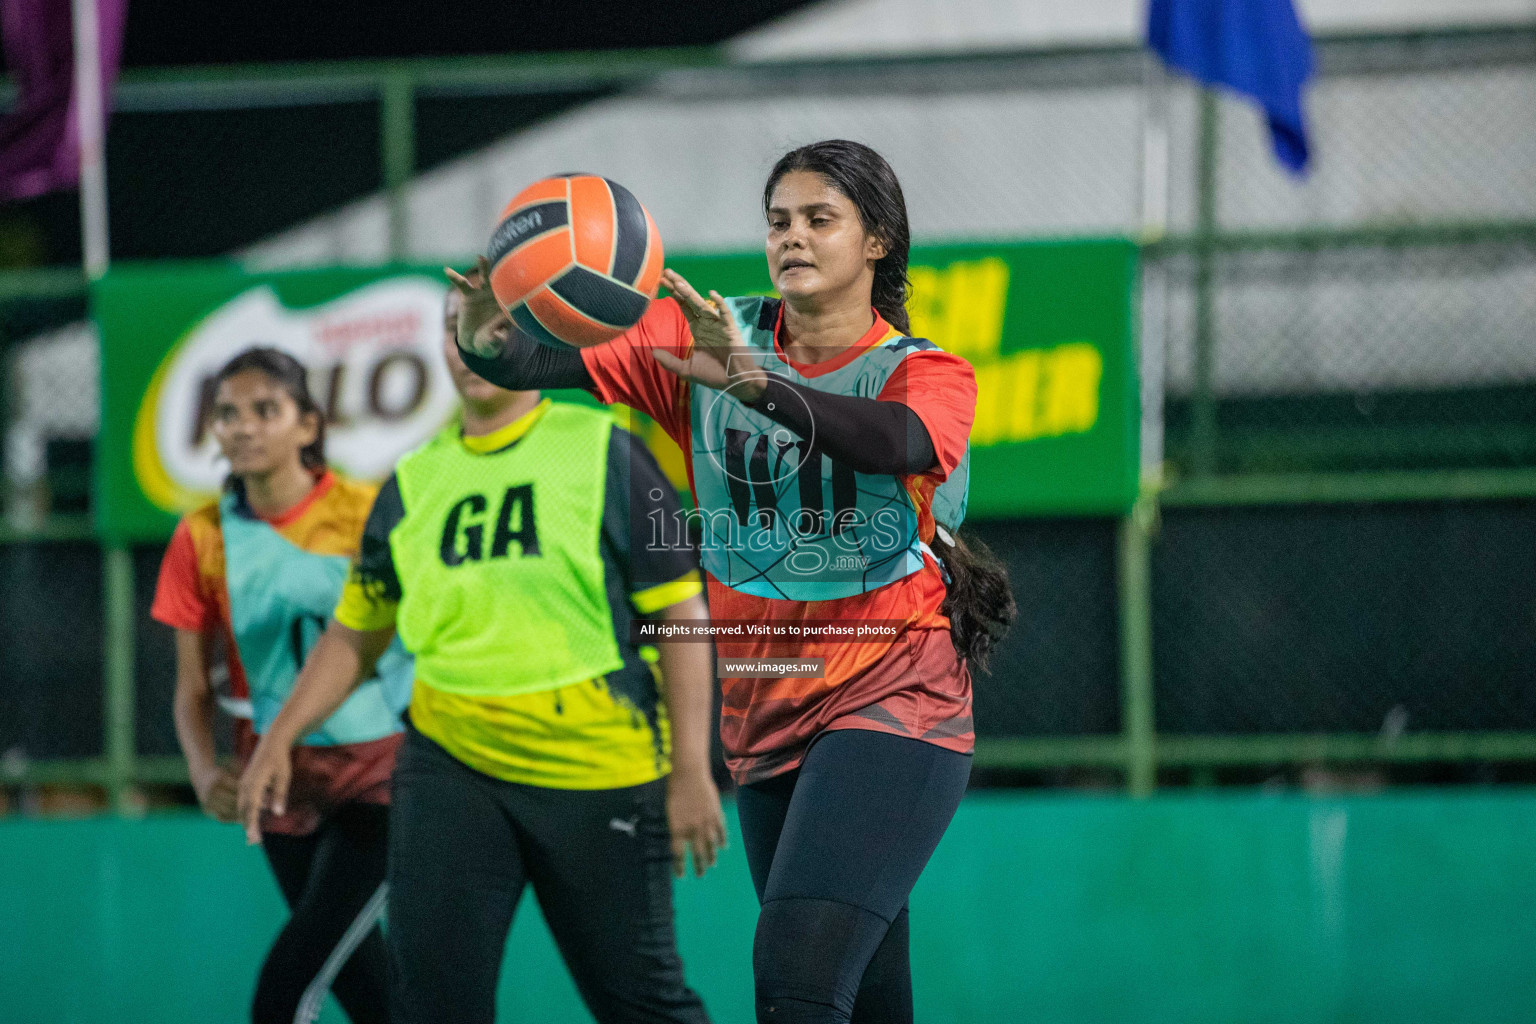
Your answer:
[0,0,127,202]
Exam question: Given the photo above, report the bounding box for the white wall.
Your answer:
[241,83,1161,266]
[243,0,1536,268]
[730,0,1536,59]
[236,10,1536,398]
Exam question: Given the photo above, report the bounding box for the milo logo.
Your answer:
[133,277,456,513]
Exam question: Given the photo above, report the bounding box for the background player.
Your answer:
[153,348,412,1024]
[238,278,725,1024]
[452,139,1016,1024]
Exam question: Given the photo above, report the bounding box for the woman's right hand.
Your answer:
[237,735,293,845]
[445,256,512,358]
[193,764,240,824]
[666,764,727,878]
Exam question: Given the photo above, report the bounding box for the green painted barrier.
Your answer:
[4,792,1535,1023]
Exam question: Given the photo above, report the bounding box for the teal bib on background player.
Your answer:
[689,297,970,601]
[220,491,414,745]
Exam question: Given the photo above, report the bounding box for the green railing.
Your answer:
[4,29,1535,805]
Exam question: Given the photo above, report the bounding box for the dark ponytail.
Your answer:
[213,347,327,491]
[763,139,913,334]
[933,526,1015,673]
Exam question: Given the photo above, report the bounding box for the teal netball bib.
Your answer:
[933,443,970,533]
[220,491,413,745]
[688,297,970,601]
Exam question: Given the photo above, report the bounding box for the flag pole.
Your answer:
[71,0,109,281]
[74,0,131,813]
[1119,51,1172,797]
[1137,54,1169,487]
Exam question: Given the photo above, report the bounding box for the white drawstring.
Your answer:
[919,539,953,586]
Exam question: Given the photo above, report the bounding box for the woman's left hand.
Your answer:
[238,733,293,845]
[653,269,769,402]
[196,764,241,824]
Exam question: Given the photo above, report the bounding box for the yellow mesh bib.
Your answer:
[391,403,622,697]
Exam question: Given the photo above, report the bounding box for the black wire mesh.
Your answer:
[964,518,1121,739]
[1152,500,1536,734]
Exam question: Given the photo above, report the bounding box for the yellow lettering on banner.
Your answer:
[947,259,1010,363]
[971,360,1004,446]
[901,258,1101,446]
[1040,343,1102,436]
[908,257,1010,362]
[906,265,943,340]
[970,343,1102,445]
[1006,349,1042,441]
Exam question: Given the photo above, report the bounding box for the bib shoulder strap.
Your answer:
[723,296,779,352]
[216,486,255,529]
[541,399,610,431]
[394,420,461,501]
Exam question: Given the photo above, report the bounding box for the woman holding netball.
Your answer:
[454,139,1015,1024]
[153,348,412,1024]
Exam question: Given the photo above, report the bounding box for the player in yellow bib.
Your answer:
[238,276,724,1024]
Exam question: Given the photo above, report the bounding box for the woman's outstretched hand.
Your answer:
[653,269,768,402]
[445,256,512,358]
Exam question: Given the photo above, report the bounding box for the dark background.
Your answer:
[0,0,815,264]
[118,0,813,66]
[9,503,1536,770]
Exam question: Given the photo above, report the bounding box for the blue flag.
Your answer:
[1148,0,1315,174]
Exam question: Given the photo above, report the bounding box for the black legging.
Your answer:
[385,723,709,1024]
[256,802,391,1024]
[735,729,972,1024]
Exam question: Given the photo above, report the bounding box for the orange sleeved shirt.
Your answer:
[581,298,978,784]
[151,472,402,834]
[153,519,222,633]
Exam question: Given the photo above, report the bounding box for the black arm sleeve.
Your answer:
[351,473,405,603]
[457,328,595,392]
[746,374,938,476]
[602,427,699,598]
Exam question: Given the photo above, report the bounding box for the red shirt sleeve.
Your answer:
[151,519,218,632]
[580,297,691,441]
[877,350,977,481]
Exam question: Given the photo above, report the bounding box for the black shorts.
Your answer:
[386,722,711,1024]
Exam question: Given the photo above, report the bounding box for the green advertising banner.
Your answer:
[97,264,456,541]
[95,240,1137,541]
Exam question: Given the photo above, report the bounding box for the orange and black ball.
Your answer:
[486,173,664,349]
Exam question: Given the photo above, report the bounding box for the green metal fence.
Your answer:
[4,27,1535,804]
